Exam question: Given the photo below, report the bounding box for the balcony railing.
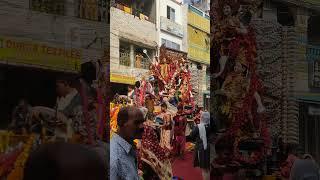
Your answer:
[30,0,108,22]
[135,57,150,70]
[160,16,184,38]
[112,2,154,23]
[78,0,108,22]
[30,0,65,15]
[119,49,130,66]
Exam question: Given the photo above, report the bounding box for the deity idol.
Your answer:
[160,57,170,83]
[216,49,265,134]
[213,3,252,79]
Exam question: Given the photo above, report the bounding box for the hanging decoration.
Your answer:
[211,0,270,173]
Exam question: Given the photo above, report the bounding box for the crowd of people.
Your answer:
[277,143,320,180]
[110,105,212,180]
[110,46,213,179]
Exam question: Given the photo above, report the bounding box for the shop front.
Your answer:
[0,35,108,179]
[298,95,320,162]
[110,73,136,97]
[0,36,81,129]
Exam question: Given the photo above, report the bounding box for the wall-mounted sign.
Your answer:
[0,37,81,72]
[110,73,136,85]
[160,16,184,38]
[308,106,320,116]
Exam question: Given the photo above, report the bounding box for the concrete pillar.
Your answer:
[130,44,134,68]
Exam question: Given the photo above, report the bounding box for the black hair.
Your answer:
[135,81,141,88]
[56,75,75,87]
[161,102,167,109]
[81,62,96,85]
[23,142,106,180]
[240,9,252,26]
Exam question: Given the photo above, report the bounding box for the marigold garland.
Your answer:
[7,134,35,180]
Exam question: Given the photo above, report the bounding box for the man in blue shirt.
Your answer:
[110,106,145,180]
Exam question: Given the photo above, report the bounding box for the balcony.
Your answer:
[160,16,184,38]
[111,0,156,24]
[119,41,153,70]
[30,0,65,15]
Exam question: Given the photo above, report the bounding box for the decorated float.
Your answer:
[110,46,199,179]
[210,0,272,178]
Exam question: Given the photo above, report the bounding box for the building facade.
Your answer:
[261,0,320,160]
[110,0,157,95]
[158,0,187,52]
[186,4,210,109]
[0,0,107,127]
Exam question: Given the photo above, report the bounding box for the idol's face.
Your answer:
[223,5,232,16]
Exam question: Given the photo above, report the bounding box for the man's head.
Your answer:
[56,78,73,97]
[128,85,134,92]
[161,102,168,112]
[135,81,141,89]
[117,106,145,141]
[23,142,106,180]
[18,98,28,106]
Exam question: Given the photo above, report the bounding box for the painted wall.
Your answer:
[0,0,106,70]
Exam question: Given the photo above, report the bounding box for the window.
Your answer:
[134,47,151,69]
[299,103,320,163]
[30,0,65,15]
[312,61,320,88]
[206,67,210,90]
[78,0,108,22]
[119,42,130,67]
[161,39,180,51]
[264,0,271,9]
[167,6,175,22]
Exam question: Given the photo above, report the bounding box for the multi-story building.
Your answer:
[158,0,187,52]
[260,0,320,160]
[0,0,107,127]
[184,0,210,14]
[185,4,210,109]
[110,0,157,96]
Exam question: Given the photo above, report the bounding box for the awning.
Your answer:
[110,73,136,85]
[297,93,320,104]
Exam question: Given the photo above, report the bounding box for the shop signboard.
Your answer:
[160,16,184,38]
[110,73,136,85]
[0,37,81,72]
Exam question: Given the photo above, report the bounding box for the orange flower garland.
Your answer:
[7,134,35,180]
[110,104,120,139]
